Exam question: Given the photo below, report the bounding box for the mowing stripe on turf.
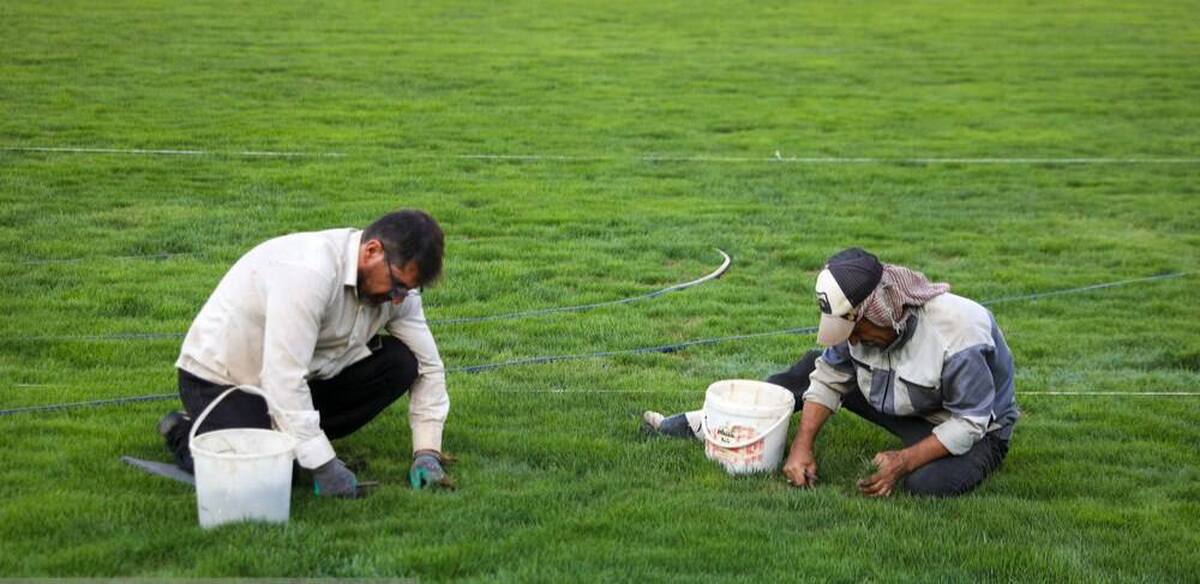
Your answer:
[0,271,1193,416]
[983,273,1190,304]
[455,389,1200,396]
[433,249,730,325]
[0,249,730,341]
[411,272,1199,374]
[0,393,176,416]
[459,154,1200,165]
[5,146,1200,165]
[1019,391,1200,396]
[0,269,1186,343]
[12,239,485,265]
[17,252,203,265]
[3,390,1195,413]
[0,146,346,158]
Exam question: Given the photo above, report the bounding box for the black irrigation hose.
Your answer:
[2,249,731,342]
[978,272,1187,304]
[0,271,1190,418]
[0,393,177,417]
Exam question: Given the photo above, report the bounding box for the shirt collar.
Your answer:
[343,230,362,289]
[882,312,919,353]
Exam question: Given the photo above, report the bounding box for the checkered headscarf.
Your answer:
[859,264,950,332]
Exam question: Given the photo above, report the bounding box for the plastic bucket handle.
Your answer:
[188,385,291,448]
[703,409,791,450]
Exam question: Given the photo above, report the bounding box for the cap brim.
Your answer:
[817,314,855,347]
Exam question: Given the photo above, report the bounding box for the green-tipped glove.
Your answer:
[409,450,453,490]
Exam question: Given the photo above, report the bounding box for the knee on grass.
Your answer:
[901,469,982,498]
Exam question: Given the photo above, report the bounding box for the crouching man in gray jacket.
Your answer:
[780,247,1018,497]
[644,247,1018,498]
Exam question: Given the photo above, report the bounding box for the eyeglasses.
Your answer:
[380,244,421,301]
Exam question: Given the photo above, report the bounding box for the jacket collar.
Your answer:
[882,312,919,353]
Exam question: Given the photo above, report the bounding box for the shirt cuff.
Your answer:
[411,420,444,454]
[931,416,986,456]
[802,384,844,413]
[294,431,336,469]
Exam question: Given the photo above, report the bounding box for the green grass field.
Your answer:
[2,0,1199,580]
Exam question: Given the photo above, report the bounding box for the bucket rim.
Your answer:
[190,427,297,460]
[705,379,795,409]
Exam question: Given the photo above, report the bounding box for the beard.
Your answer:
[356,272,392,306]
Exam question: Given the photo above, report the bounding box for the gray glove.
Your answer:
[312,457,357,497]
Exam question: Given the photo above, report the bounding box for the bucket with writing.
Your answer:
[703,380,795,475]
[189,386,296,528]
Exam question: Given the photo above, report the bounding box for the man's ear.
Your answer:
[362,238,384,256]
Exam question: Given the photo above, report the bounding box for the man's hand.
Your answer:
[313,458,358,497]
[857,450,909,497]
[782,401,834,489]
[409,450,454,490]
[782,449,819,488]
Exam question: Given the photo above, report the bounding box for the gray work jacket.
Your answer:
[804,293,1018,455]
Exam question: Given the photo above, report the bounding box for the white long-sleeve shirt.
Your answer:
[176,228,449,469]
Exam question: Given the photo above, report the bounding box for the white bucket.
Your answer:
[702,379,795,475]
[189,386,297,529]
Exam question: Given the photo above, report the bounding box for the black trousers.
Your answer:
[165,336,420,472]
[766,350,1011,497]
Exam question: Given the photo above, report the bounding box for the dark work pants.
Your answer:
[765,349,1011,498]
[165,336,420,473]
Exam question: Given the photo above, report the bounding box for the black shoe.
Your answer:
[157,410,189,438]
[641,411,699,440]
[157,410,195,474]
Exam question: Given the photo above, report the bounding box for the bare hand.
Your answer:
[857,450,909,497]
[782,450,819,488]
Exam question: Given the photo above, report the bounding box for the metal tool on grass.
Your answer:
[122,455,382,496]
[121,456,196,486]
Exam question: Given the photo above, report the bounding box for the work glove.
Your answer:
[313,457,358,497]
[409,450,454,490]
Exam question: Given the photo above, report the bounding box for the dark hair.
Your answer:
[363,210,445,286]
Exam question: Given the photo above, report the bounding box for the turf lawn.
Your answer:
[1,0,1198,581]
